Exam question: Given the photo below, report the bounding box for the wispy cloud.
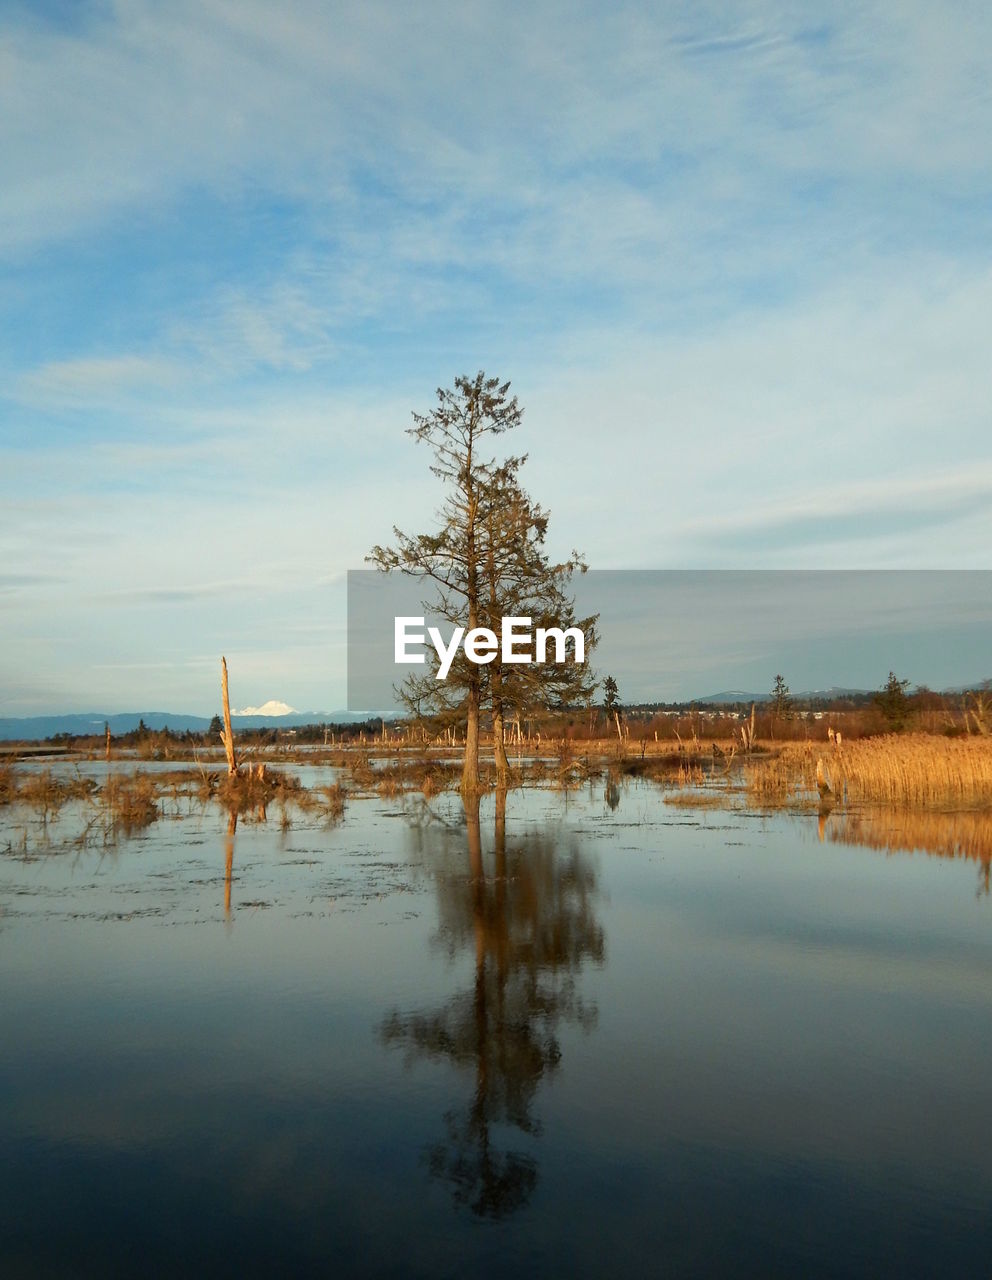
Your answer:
[0,572,68,593]
[97,580,262,607]
[15,355,182,409]
[2,1,990,709]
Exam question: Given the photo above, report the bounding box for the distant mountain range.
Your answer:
[0,710,379,742]
[692,687,872,705]
[3,681,984,741]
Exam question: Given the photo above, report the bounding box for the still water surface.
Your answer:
[2,779,991,1277]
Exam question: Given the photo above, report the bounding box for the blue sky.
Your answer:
[2,1,991,714]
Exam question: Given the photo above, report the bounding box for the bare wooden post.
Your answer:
[220,656,238,776]
[105,724,111,762]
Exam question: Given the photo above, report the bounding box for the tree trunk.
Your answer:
[224,809,237,917]
[492,704,509,778]
[220,656,238,776]
[491,666,510,780]
[462,682,481,793]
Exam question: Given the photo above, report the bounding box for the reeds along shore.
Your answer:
[746,734,992,807]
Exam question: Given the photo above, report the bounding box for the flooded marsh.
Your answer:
[2,761,992,1276]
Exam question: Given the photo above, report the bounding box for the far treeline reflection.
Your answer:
[381,789,605,1218]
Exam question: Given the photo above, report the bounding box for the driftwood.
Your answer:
[220,656,238,776]
[740,703,757,751]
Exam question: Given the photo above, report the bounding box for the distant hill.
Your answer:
[0,710,379,742]
[693,690,771,705]
[693,687,873,705]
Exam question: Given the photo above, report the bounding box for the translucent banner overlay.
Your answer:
[347,569,992,714]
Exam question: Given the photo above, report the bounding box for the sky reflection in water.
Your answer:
[1,779,991,1277]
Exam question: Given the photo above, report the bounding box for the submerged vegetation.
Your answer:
[1,761,345,856]
[102,772,158,834]
[3,725,992,869]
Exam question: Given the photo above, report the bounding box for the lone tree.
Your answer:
[770,674,791,720]
[602,675,623,738]
[369,372,594,792]
[876,671,911,732]
[479,464,597,774]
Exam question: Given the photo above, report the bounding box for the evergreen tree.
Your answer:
[876,671,911,731]
[771,674,791,720]
[603,676,621,718]
[369,373,593,791]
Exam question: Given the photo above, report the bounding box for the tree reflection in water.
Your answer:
[382,789,605,1218]
[224,808,237,919]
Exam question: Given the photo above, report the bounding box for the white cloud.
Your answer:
[15,355,181,408]
[3,1,991,710]
[3,1,990,260]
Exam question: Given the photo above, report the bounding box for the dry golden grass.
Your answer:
[745,744,818,804]
[832,735,992,806]
[16,769,96,819]
[675,760,705,787]
[215,765,309,814]
[745,736,992,808]
[319,782,346,819]
[663,791,728,808]
[342,753,456,798]
[101,772,158,833]
[0,764,16,806]
[291,779,347,821]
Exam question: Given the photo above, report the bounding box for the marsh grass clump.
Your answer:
[675,760,705,787]
[102,772,159,834]
[743,735,992,808]
[832,735,992,806]
[549,739,601,790]
[663,791,729,808]
[511,748,600,792]
[346,753,453,799]
[153,768,207,815]
[376,772,402,799]
[745,745,819,806]
[348,753,378,790]
[16,770,88,821]
[288,778,347,822]
[319,781,346,820]
[0,764,17,806]
[621,751,705,782]
[216,765,305,815]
